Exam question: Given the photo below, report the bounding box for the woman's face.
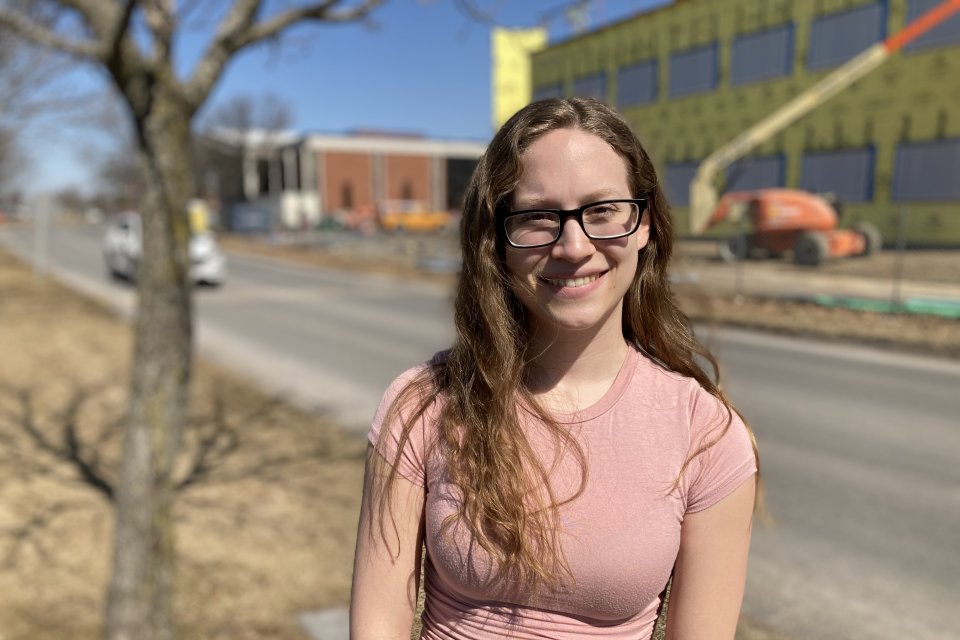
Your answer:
[505,127,650,338]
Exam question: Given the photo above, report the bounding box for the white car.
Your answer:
[103,211,227,286]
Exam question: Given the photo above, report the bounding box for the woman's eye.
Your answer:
[522,212,554,224]
[586,204,617,217]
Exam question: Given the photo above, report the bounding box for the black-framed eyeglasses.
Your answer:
[498,197,647,249]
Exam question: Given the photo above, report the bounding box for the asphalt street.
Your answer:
[2,223,959,640]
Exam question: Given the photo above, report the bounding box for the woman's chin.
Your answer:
[530,305,622,337]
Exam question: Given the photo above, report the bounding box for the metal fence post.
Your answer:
[891,205,908,310]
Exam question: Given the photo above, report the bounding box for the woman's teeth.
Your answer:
[542,273,600,288]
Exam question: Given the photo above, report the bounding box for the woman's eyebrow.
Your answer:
[514,189,627,210]
[582,188,628,202]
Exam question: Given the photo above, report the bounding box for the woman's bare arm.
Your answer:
[665,477,756,640]
[350,444,426,639]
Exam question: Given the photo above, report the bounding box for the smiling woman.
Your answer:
[503,128,648,345]
[350,98,760,640]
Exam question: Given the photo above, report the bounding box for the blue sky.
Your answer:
[27,0,669,194]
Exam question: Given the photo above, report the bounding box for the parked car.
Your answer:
[103,211,227,285]
[377,200,455,233]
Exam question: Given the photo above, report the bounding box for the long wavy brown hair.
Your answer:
[371,97,760,595]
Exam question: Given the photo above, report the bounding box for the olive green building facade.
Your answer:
[530,0,960,244]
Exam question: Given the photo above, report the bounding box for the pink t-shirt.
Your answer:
[369,347,757,639]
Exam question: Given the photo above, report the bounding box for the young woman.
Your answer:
[350,98,759,639]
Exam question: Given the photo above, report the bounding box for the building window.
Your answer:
[892,138,960,201]
[808,3,885,70]
[731,23,794,86]
[800,148,875,202]
[446,158,478,210]
[257,158,271,195]
[572,72,607,101]
[281,149,301,191]
[617,59,658,107]
[669,43,719,98]
[401,181,413,200]
[532,83,564,101]
[664,162,699,206]
[341,183,353,209]
[904,0,960,52]
[726,154,786,191]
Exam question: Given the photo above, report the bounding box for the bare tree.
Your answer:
[0,2,384,639]
[202,92,293,135]
[195,92,294,205]
[0,4,51,194]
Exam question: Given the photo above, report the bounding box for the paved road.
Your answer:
[1,223,453,431]
[3,223,959,639]
[714,331,960,640]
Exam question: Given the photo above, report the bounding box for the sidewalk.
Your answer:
[301,610,349,640]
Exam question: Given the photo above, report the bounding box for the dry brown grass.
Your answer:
[676,285,960,358]
[0,250,366,640]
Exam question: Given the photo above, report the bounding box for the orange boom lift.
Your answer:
[689,0,960,265]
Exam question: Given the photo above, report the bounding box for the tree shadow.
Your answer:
[0,377,364,569]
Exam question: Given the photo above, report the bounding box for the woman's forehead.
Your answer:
[512,129,631,207]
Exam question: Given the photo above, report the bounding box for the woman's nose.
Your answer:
[551,218,596,261]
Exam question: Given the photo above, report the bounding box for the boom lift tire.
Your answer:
[794,231,828,266]
[719,234,751,262]
[854,221,883,256]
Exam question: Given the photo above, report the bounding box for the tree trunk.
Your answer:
[105,87,195,640]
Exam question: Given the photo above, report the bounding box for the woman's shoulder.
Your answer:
[370,352,448,452]
[630,347,705,396]
[626,348,738,425]
[384,350,449,391]
[377,351,449,418]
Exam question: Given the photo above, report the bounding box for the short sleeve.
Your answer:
[682,385,757,514]
[368,365,432,488]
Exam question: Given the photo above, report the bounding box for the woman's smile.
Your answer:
[539,270,607,289]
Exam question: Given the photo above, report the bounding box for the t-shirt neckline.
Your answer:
[553,346,640,423]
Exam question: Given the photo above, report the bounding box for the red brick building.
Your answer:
[203,130,486,231]
[310,132,486,224]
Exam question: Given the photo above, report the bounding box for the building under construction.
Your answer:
[528,0,960,244]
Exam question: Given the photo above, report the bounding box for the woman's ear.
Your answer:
[636,208,652,251]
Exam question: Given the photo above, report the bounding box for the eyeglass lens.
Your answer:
[505,200,641,247]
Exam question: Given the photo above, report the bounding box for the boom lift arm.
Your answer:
[689,0,960,234]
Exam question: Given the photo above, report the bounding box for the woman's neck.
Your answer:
[524,317,630,412]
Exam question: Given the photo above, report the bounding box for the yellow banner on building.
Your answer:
[491,27,548,131]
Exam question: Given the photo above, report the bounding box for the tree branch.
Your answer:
[0,7,100,59]
[240,0,385,44]
[454,0,498,26]
[141,0,177,62]
[184,0,383,108]
[106,0,138,65]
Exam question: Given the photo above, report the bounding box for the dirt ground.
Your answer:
[0,250,365,640]
[673,242,960,357]
[0,233,955,640]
